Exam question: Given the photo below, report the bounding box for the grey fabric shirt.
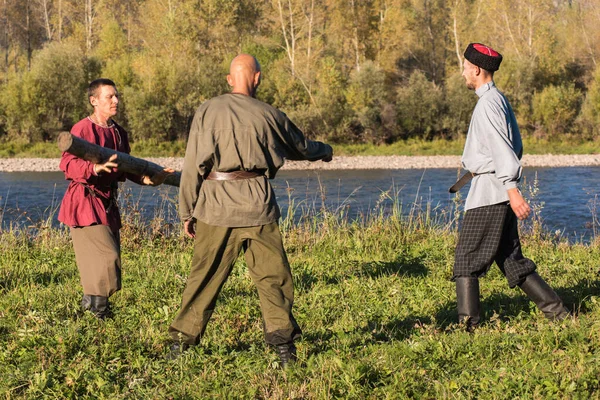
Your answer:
[179,93,333,227]
[461,81,523,211]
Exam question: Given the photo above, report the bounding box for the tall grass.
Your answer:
[1,184,599,398]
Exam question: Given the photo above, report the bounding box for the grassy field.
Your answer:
[1,136,599,158]
[1,193,600,399]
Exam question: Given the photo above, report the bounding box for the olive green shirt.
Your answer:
[179,93,333,227]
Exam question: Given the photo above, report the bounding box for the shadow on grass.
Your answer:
[0,270,74,292]
[359,255,429,279]
[555,278,600,315]
[295,254,429,293]
[432,277,600,329]
[302,314,435,357]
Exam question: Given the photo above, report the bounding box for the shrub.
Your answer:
[345,61,390,143]
[532,83,581,138]
[396,70,444,139]
[441,72,477,139]
[578,66,600,139]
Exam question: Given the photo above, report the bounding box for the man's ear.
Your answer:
[254,71,261,87]
[474,66,482,76]
[226,74,234,87]
[89,96,97,107]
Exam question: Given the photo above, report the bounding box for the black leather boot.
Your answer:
[456,277,481,332]
[89,295,110,319]
[81,294,92,311]
[276,342,297,369]
[518,272,569,320]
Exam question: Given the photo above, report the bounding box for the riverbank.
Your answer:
[2,154,600,172]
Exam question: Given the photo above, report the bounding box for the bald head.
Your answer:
[227,54,262,97]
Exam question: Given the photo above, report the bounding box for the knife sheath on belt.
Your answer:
[449,171,495,193]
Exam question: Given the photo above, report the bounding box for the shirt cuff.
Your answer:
[180,213,192,221]
[89,163,98,177]
[504,181,518,190]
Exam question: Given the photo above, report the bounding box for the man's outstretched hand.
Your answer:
[143,168,175,186]
[94,154,118,175]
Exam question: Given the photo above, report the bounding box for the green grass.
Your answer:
[1,136,599,158]
[1,197,600,398]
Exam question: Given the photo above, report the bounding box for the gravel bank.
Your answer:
[2,154,600,172]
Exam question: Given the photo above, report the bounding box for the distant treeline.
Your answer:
[0,0,599,145]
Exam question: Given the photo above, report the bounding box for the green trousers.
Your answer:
[169,221,301,346]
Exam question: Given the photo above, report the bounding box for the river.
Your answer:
[1,167,599,242]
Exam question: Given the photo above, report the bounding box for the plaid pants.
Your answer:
[453,203,536,288]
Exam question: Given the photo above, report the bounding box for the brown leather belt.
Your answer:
[205,171,263,181]
[448,171,494,193]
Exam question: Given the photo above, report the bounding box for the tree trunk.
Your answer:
[26,0,32,71]
[57,0,62,42]
[3,0,8,79]
[58,132,181,187]
[41,0,53,41]
[276,0,296,76]
[350,0,360,71]
[85,0,94,52]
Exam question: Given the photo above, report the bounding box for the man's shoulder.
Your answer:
[202,94,283,117]
[71,117,91,131]
[478,87,510,113]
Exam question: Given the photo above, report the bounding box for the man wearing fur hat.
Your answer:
[451,43,569,331]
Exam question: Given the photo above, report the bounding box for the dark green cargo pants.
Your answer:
[169,221,301,346]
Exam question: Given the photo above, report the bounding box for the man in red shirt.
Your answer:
[58,78,171,319]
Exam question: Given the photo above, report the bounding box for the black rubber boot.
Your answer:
[276,342,297,369]
[518,272,569,320]
[456,277,481,332]
[89,295,110,319]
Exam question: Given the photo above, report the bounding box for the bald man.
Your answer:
[168,54,333,366]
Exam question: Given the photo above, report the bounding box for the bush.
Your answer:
[0,42,87,142]
[532,84,581,138]
[441,72,477,139]
[345,61,391,143]
[493,58,536,124]
[396,70,444,139]
[124,54,227,141]
[578,66,600,139]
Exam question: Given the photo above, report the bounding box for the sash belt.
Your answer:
[206,171,263,181]
[449,171,495,193]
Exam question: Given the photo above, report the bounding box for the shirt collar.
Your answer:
[475,81,495,98]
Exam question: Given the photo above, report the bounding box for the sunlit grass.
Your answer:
[1,187,599,398]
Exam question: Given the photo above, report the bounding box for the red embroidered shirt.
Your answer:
[58,117,141,232]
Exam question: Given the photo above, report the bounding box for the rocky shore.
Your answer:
[1,154,600,172]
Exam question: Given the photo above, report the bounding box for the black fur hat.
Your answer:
[464,43,503,72]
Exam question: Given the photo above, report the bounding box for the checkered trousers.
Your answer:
[453,203,536,288]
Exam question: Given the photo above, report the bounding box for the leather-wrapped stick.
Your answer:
[57,131,181,187]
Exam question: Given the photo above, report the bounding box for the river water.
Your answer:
[1,167,599,242]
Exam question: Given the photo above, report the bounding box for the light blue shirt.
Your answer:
[461,81,523,211]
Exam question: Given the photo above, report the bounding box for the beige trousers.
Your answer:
[70,225,121,297]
